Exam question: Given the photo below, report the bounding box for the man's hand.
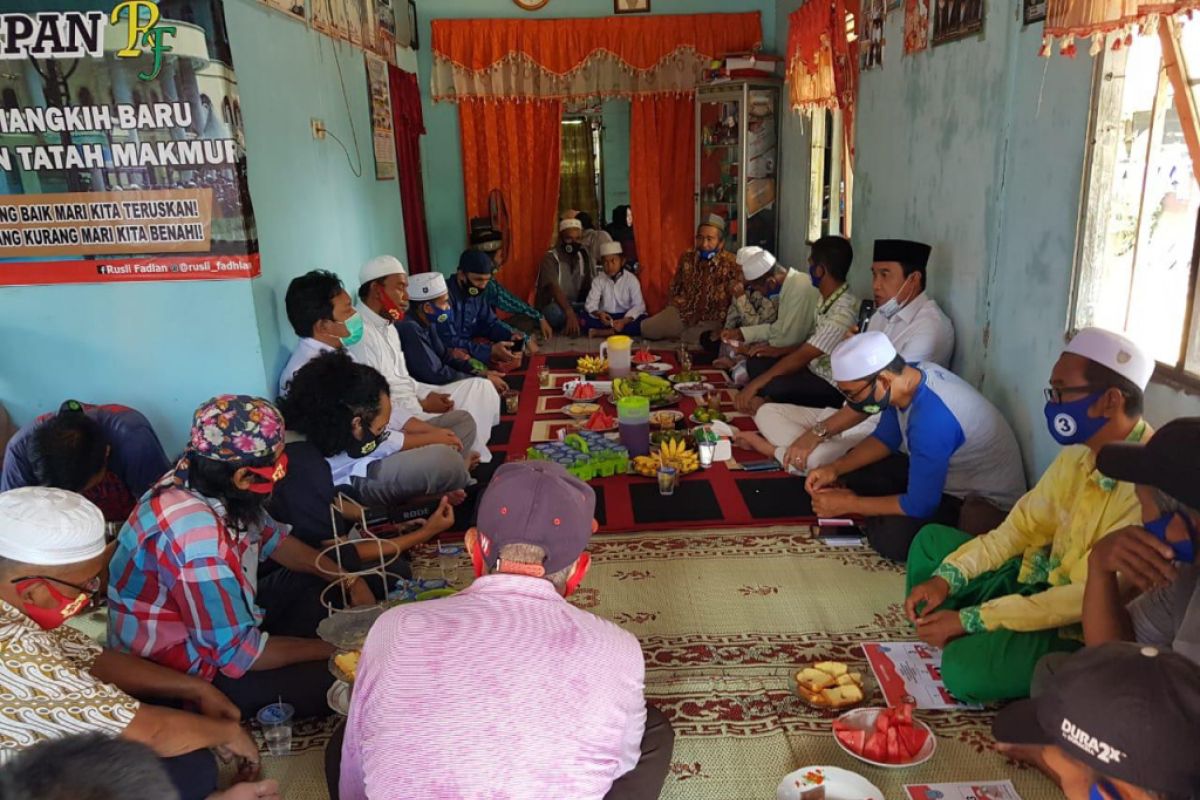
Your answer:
[346,577,375,608]
[721,328,745,343]
[215,724,261,777]
[1089,526,1178,592]
[192,682,241,722]
[915,609,966,649]
[612,317,628,332]
[511,330,525,342]
[734,385,761,413]
[805,465,840,494]
[420,392,454,413]
[743,342,770,358]
[448,347,472,362]
[429,428,463,451]
[491,341,515,363]
[425,496,456,536]
[486,371,508,393]
[810,487,858,518]
[564,309,581,337]
[333,495,367,523]
[904,576,951,623]
[784,430,822,472]
[597,311,614,327]
[539,318,554,340]
[728,280,746,298]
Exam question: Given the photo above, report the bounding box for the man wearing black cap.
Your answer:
[469,225,554,341]
[992,642,1200,799]
[439,250,523,368]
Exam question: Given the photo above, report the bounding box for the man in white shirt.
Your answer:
[278,270,363,396]
[739,240,955,473]
[582,241,647,337]
[348,255,499,465]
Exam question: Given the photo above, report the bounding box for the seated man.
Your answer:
[469,225,553,342]
[583,241,647,338]
[716,252,779,370]
[278,269,365,396]
[537,218,592,336]
[438,250,523,369]
[718,245,818,377]
[2,401,170,523]
[739,239,954,473]
[807,332,1026,563]
[0,488,266,800]
[108,396,372,720]
[641,214,741,344]
[734,236,859,413]
[401,272,508,394]
[903,328,1153,703]
[335,461,674,800]
[992,642,1200,800]
[349,255,497,465]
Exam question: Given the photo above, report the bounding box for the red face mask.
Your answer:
[243,453,289,494]
[376,283,406,321]
[14,577,99,630]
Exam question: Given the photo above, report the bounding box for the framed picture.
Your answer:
[932,0,984,45]
[1023,0,1047,25]
[614,0,650,13]
[406,0,418,48]
[863,0,886,69]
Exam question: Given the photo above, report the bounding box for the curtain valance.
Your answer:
[1042,0,1200,56]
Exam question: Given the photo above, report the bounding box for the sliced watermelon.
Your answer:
[894,703,914,726]
[874,710,891,734]
[835,728,867,755]
[886,726,903,764]
[863,731,887,763]
[899,725,929,759]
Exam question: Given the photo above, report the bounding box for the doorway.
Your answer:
[559,111,605,225]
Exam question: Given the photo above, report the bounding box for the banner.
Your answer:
[0,1,259,286]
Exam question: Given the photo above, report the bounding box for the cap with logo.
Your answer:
[359,255,406,286]
[1065,327,1154,390]
[873,239,932,269]
[992,642,1200,797]
[831,331,899,383]
[0,487,106,566]
[737,246,777,281]
[409,272,449,302]
[474,461,595,575]
[1098,416,1200,510]
[599,241,623,258]
[458,249,494,275]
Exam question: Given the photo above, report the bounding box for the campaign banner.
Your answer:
[0,1,259,285]
[906,781,1023,800]
[863,641,981,710]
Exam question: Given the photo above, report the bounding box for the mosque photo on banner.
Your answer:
[0,0,260,287]
[932,0,984,45]
[863,0,887,70]
[1023,0,1047,25]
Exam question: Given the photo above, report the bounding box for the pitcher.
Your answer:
[600,334,633,378]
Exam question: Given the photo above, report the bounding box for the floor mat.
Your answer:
[630,480,723,524]
[737,476,815,519]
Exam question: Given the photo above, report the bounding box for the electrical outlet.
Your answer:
[311,118,326,140]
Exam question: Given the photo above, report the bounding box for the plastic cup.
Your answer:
[698,440,716,469]
[503,391,520,414]
[538,366,553,388]
[256,701,294,756]
[657,465,678,496]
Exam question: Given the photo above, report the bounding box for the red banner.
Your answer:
[0,254,261,286]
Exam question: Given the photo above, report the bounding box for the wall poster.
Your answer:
[365,53,396,180]
[1023,0,1047,25]
[932,0,984,45]
[904,0,930,54]
[0,1,258,286]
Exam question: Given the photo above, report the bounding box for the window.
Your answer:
[1073,17,1200,383]
[806,108,849,240]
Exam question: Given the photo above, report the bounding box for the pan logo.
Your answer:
[111,1,175,82]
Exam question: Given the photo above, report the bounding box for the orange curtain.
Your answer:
[786,0,860,160]
[630,94,696,313]
[1044,0,1200,54]
[459,99,563,305]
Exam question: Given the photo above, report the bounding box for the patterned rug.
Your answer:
[257,529,1058,800]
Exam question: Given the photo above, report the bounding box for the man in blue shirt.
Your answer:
[806,332,1026,561]
[438,250,524,369]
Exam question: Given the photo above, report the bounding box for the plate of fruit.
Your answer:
[612,374,680,408]
[669,370,704,384]
[632,439,701,477]
[636,362,673,375]
[832,704,935,769]
[675,381,715,399]
[632,348,660,365]
[792,661,869,710]
[565,402,601,419]
[580,409,617,432]
[690,406,727,425]
[775,766,882,800]
[649,410,685,429]
[576,355,608,376]
[562,380,611,400]
[650,430,695,450]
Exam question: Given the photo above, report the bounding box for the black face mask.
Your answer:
[845,377,891,416]
[350,427,390,459]
[561,242,579,256]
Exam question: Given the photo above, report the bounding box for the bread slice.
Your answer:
[821,683,864,708]
[797,667,836,692]
[836,673,862,687]
[813,660,849,678]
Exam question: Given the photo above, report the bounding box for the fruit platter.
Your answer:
[632,437,700,476]
[650,430,696,450]
[691,406,727,424]
[632,348,660,364]
[579,408,617,432]
[832,704,935,768]
[576,355,608,376]
[612,373,680,408]
[562,380,611,400]
[669,370,704,384]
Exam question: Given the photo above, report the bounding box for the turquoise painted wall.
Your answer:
[774,2,1200,476]
[601,99,632,217]
[415,0,776,276]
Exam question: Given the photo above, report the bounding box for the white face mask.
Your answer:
[877,273,915,320]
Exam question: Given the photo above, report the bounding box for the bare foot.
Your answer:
[446,489,468,506]
[209,780,281,800]
[732,430,776,458]
[466,452,482,471]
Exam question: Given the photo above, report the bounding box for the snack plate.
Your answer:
[564,402,602,419]
[833,707,937,769]
[788,665,873,712]
[636,363,673,375]
[562,380,613,399]
[775,766,883,800]
[316,607,385,650]
[650,410,685,428]
[676,381,715,398]
[327,680,351,716]
[648,392,681,409]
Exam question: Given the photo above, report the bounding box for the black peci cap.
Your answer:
[873,239,932,268]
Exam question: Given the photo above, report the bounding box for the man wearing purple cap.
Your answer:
[336,461,674,800]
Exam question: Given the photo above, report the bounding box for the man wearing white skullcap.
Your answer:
[581,240,647,337]
[0,488,275,800]
[903,327,1154,704]
[536,217,593,336]
[641,215,741,344]
[806,331,1025,564]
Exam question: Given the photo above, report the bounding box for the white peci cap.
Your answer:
[0,487,106,566]
[359,255,406,286]
[1065,327,1155,390]
[831,331,899,382]
[559,218,583,232]
[737,246,776,281]
[599,241,623,258]
[409,271,449,301]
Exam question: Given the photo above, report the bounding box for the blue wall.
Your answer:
[415,0,776,276]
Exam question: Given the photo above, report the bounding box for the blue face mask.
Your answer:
[428,303,452,325]
[1089,780,1122,800]
[698,248,717,261]
[1043,392,1107,445]
[1144,512,1198,564]
[808,263,824,288]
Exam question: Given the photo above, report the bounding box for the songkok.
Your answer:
[599,241,623,258]
[873,239,932,269]
[359,255,406,286]
[409,271,449,301]
[189,395,285,463]
[738,246,776,281]
[831,332,899,382]
[700,214,726,233]
[1065,327,1154,390]
[559,218,583,232]
[458,249,494,275]
[0,487,105,566]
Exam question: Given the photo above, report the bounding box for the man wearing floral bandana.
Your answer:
[108,396,374,720]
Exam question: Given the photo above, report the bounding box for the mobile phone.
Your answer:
[856,299,876,332]
[741,459,782,472]
[510,336,526,352]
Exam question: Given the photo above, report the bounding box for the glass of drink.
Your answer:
[437,542,463,585]
[698,440,716,469]
[657,465,678,496]
[503,391,520,414]
[538,366,553,388]
[256,701,294,756]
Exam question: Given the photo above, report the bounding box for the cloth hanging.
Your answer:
[629,94,696,313]
[430,14,762,102]
[388,65,431,275]
[459,98,563,305]
[786,0,860,141]
[559,120,599,221]
[1043,0,1200,54]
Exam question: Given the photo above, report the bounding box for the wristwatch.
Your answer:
[810,422,831,441]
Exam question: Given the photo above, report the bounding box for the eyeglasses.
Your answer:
[1043,384,1100,404]
[11,575,103,604]
[840,379,877,404]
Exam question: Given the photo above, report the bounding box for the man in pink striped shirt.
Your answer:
[334,461,674,800]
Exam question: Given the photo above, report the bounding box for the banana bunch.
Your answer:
[613,373,674,401]
[577,356,608,375]
[632,440,700,477]
[633,455,661,477]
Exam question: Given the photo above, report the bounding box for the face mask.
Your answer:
[698,248,717,261]
[376,285,405,321]
[1043,392,1107,445]
[1144,512,1198,564]
[1089,780,1122,800]
[14,579,93,630]
[846,377,891,416]
[243,454,289,494]
[351,427,390,459]
[433,305,453,324]
[877,275,914,320]
[808,263,824,288]
[338,312,364,347]
[561,242,579,256]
